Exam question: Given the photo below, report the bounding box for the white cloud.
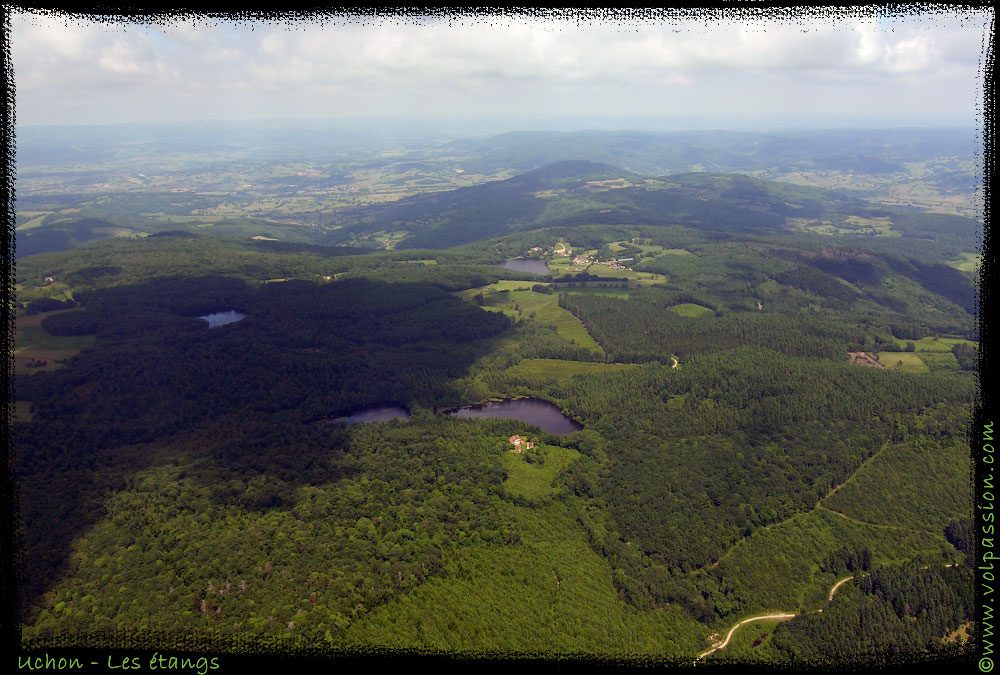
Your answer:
[9,9,989,126]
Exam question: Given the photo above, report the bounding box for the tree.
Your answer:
[905,342,916,352]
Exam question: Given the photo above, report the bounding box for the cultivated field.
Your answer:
[877,352,930,373]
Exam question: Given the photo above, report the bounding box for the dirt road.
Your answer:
[696,613,797,660]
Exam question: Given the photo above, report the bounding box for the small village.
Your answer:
[535,240,635,271]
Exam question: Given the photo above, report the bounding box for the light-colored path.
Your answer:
[828,575,854,602]
[696,613,797,660]
[695,573,860,662]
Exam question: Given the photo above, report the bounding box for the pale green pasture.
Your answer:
[510,291,602,351]
[16,214,51,231]
[914,351,960,371]
[452,280,534,302]
[669,303,714,317]
[877,352,930,373]
[500,444,580,501]
[946,252,980,272]
[15,309,95,375]
[455,285,603,351]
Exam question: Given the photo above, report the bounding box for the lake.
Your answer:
[305,404,411,426]
[494,258,550,275]
[200,309,247,328]
[444,397,583,434]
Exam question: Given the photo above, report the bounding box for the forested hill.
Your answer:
[325,162,982,252]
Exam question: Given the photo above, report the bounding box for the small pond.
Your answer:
[305,404,411,426]
[200,309,247,328]
[444,397,583,434]
[493,258,550,275]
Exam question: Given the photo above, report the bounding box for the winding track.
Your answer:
[695,613,797,660]
[695,574,856,661]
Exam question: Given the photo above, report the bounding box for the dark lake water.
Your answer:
[306,404,411,426]
[200,309,247,328]
[444,397,583,434]
[494,258,550,275]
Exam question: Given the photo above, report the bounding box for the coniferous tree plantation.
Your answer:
[13,135,980,668]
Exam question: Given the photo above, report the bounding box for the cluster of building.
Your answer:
[508,435,535,453]
[571,256,634,270]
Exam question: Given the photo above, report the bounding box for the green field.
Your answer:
[877,352,930,373]
[500,444,580,501]
[946,252,980,272]
[15,309,96,375]
[505,359,637,381]
[453,281,535,300]
[463,288,603,353]
[668,303,715,317]
[914,351,960,371]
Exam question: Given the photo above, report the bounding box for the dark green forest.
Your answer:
[13,161,979,664]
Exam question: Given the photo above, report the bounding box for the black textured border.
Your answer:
[1,3,993,673]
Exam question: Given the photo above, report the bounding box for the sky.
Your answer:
[9,7,992,131]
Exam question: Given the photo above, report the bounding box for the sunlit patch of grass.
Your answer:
[669,303,714,317]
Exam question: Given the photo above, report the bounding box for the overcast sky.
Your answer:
[10,8,991,130]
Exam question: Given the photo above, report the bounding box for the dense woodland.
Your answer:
[14,160,979,664]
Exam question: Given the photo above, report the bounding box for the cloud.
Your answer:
[9,9,989,126]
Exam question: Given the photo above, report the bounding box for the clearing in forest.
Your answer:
[500,444,580,500]
[668,303,714,318]
[876,352,929,373]
[14,308,95,375]
[461,287,603,353]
